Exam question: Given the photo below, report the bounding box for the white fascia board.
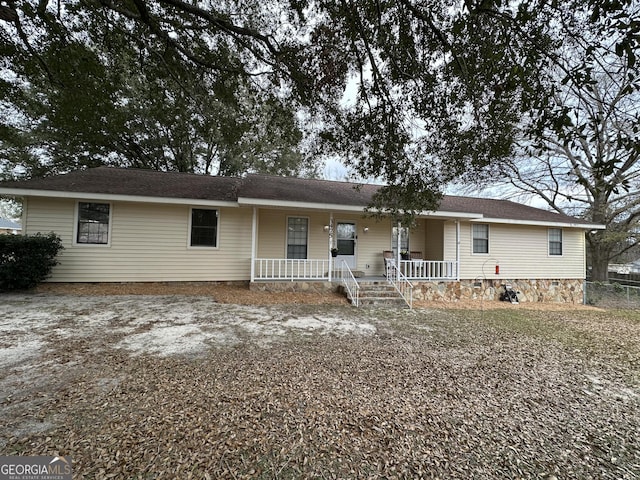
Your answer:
[417,210,484,219]
[238,198,487,219]
[0,188,238,208]
[237,196,370,212]
[469,217,605,230]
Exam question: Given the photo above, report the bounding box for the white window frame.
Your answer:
[472,223,489,255]
[73,201,112,247]
[286,216,309,259]
[548,228,563,256]
[188,207,220,249]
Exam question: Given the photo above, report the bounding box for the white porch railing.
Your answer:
[254,258,331,281]
[341,260,360,307]
[387,262,413,309]
[399,260,458,280]
[253,258,458,283]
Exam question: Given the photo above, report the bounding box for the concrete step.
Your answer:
[341,282,410,308]
[360,285,398,295]
[358,291,402,298]
[359,285,398,292]
[357,296,409,308]
[358,283,397,289]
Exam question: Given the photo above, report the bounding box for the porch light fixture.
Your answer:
[323,225,330,232]
[363,227,369,233]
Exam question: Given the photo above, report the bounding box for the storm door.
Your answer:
[336,222,356,268]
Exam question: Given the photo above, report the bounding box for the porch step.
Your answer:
[342,281,410,308]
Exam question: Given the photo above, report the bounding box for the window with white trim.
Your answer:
[190,208,218,247]
[287,217,308,259]
[76,202,110,244]
[472,224,489,254]
[549,228,563,256]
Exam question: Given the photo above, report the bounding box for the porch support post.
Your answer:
[250,206,257,282]
[455,220,460,281]
[328,212,333,282]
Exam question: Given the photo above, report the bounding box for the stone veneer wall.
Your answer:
[251,278,585,304]
[412,279,585,304]
[250,280,336,293]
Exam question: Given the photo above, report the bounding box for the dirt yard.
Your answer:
[33,281,599,310]
[1,285,639,479]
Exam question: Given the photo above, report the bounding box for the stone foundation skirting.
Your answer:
[412,279,584,304]
[251,278,584,303]
[250,280,337,293]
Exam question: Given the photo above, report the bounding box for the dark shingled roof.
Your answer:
[0,166,241,202]
[239,173,379,206]
[0,167,596,226]
[438,196,585,224]
[241,174,592,225]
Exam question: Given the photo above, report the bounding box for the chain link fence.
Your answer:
[584,281,640,308]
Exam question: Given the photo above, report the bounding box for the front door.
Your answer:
[336,222,356,268]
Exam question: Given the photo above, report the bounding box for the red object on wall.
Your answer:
[495,264,500,275]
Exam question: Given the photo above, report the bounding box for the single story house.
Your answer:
[0,167,603,305]
[0,218,22,235]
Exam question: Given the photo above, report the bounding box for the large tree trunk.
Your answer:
[587,231,610,282]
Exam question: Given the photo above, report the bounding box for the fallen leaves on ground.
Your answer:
[1,293,639,479]
[34,281,598,310]
[34,282,348,305]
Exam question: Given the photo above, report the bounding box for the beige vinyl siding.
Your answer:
[24,196,74,244]
[424,219,444,261]
[26,197,252,282]
[415,219,445,261]
[24,197,587,283]
[257,209,333,259]
[445,220,585,279]
[355,216,392,275]
[443,221,457,262]
[408,220,426,257]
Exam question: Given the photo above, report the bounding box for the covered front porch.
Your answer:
[246,206,467,283]
[251,257,459,282]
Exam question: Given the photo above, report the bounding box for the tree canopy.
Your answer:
[1,0,638,222]
[0,0,314,178]
[455,2,640,280]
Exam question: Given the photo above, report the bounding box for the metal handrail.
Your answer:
[387,262,414,309]
[341,260,360,307]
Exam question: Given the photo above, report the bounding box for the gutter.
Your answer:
[469,217,606,229]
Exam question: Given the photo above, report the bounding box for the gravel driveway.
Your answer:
[1,292,639,479]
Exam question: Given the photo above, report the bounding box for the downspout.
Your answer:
[455,220,460,281]
[250,206,257,282]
